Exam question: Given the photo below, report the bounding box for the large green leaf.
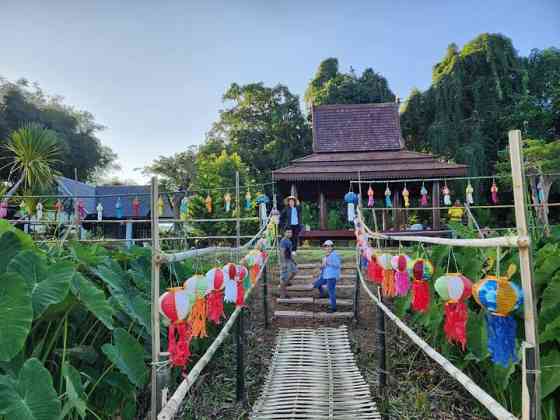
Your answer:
[93,260,130,291]
[0,272,32,361]
[61,362,87,419]
[540,316,560,344]
[0,220,35,252]
[101,328,147,387]
[9,251,73,318]
[539,272,560,327]
[0,358,61,419]
[0,231,23,274]
[541,349,560,399]
[71,272,114,330]
[466,309,489,361]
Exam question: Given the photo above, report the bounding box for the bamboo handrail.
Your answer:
[157,258,268,420]
[357,269,517,420]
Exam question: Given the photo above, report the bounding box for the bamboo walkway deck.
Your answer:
[251,326,381,420]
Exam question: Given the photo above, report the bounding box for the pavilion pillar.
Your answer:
[290,183,297,198]
[432,181,441,231]
[393,189,401,230]
[319,189,327,230]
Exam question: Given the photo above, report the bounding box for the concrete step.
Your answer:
[276,297,353,306]
[283,284,355,292]
[274,310,354,320]
[294,273,356,281]
[297,263,356,269]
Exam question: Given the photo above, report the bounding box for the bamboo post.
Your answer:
[508,130,541,420]
[236,307,246,404]
[236,172,241,262]
[376,288,386,392]
[353,268,360,323]
[263,263,269,328]
[432,180,441,230]
[150,177,161,420]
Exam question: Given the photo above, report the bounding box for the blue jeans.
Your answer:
[313,276,337,311]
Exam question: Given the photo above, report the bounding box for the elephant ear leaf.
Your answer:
[102,328,147,388]
[60,362,87,419]
[0,231,23,274]
[70,272,114,330]
[0,358,61,420]
[8,251,73,318]
[0,272,32,362]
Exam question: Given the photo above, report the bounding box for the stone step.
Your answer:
[294,273,356,280]
[276,297,353,306]
[274,310,354,320]
[297,263,356,269]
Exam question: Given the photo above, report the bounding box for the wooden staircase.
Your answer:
[272,260,357,322]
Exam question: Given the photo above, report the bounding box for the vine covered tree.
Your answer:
[305,57,396,107]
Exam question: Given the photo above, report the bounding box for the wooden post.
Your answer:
[432,181,441,231]
[376,290,386,392]
[262,263,269,328]
[393,189,401,230]
[235,172,241,262]
[236,308,246,404]
[508,130,541,420]
[150,177,161,420]
[319,190,327,230]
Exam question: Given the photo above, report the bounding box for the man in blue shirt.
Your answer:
[313,240,341,312]
[279,196,303,255]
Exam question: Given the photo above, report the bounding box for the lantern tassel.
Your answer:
[250,265,260,285]
[188,297,208,338]
[168,322,192,367]
[444,302,468,350]
[395,270,410,296]
[412,280,430,312]
[486,314,517,367]
[236,282,245,307]
[382,269,396,297]
[207,289,225,324]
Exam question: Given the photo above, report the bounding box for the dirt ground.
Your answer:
[177,252,493,420]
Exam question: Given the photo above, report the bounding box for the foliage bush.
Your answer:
[0,219,232,419]
[390,224,560,419]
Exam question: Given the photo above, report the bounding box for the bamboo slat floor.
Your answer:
[251,326,381,420]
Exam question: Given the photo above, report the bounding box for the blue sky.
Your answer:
[1,0,559,183]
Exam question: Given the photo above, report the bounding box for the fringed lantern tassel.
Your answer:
[420,194,428,207]
[224,279,237,303]
[382,269,396,297]
[189,297,207,338]
[486,313,517,367]
[444,302,468,350]
[243,271,252,289]
[250,265,260,284]
[207,289,225,324]
[367,261,376,283]
[236,282,245,307]
[412,280,430,312]
[395,270,410,296]
[169,322,192,367]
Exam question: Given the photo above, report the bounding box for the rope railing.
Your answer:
[157,257,269,420]
[357,269,517,420]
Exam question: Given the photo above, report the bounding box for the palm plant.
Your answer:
[1,123,61,199]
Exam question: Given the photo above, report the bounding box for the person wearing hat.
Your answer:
[279,195,303,255]
[312,240,341,312]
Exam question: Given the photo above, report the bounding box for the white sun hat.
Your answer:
[322,240,334,247]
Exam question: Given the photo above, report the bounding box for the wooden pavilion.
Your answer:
[272,102,468,238]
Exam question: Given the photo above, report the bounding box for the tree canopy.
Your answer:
[202,82,312,179]
[304,58,396,107]
[0,78,116,182]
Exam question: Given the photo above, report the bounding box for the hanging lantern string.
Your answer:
[496,246,501,278]
[446,246,452,273]
[451,247,459,272]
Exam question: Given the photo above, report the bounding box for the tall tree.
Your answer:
[142,146,197,191]
[401,33,526,179]
[305,58,395,107]
[203,83,311,179]
[0,78,116,182]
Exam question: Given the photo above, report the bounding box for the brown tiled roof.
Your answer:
[312,103,403,153]
[273,150,468,181]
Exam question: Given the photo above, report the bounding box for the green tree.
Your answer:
[142,146,197,191]
[305,58,395,107]
[204,82,311,179]
[401,33,527,183]
[188,151,258,239]
[2,123,61,199]
[0,78,116,182]
[497,138,560,229]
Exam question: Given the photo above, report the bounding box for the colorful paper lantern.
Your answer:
[35,202,43,220]
[466,182,474,205]
[384,185,392,208]
[256,193,270,222]
[490,181,499,204]
[224,192,232,212]
[115,197,123,219]
[245,191,252,209]
[344,192,358,222]
[223,263,238,303]
[96,202,103,221]
[434,273,473,350]
[420,183,429,207]
[367,186,374,207]
[0,200,7,219]
[205,194,213,214]
[442,184,451,206]
[180,196,189,220]
[159,287,193,367]
[367,254,383,285]
[402,186,410,208]
[132,197,141,218]
[410,258,433,312]
[206,268,225,324]
[157,196,164,217]
[473,275,523,366]
[392,255,411,296]
[377,254,395,297]
[184,275,208,338]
